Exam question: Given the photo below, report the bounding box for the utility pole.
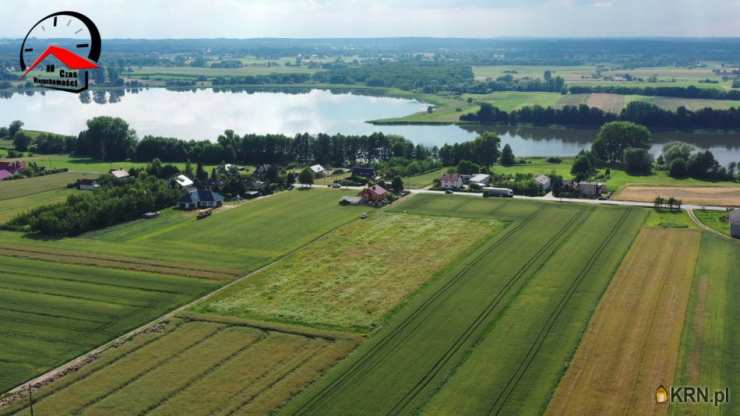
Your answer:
[28,384,34,416]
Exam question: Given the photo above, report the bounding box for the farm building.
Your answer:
[535,175,552,192]
[178,189,224,210]
[359,185,389,203]
[310,164,327,177]
[731,210,740,239]
[470,174,491,187]
[109,169,131,181]
[78,179,100,191]
[174,174,194,189]
[578,182,607,198]
[352,167,376,179]
[440,174,464,190]
[0,161,25,174]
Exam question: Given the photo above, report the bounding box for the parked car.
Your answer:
[331,183,342,189]
[445,189,454,195]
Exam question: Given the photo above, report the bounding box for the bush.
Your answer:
[669,158,689,178]
[546,157,562,164]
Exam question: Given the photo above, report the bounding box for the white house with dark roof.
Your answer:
[178,189,224,210]
[440,174,464,190]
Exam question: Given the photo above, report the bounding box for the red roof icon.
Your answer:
[20,45,98,79]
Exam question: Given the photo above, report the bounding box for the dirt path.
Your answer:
[545,229,701,416]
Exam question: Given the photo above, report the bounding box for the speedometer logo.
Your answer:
[19,11,102,93]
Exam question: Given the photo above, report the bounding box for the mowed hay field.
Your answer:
[0,188,77,224]
[195,211,503,332]
[0,318,357,416]
[671,234,740,416]
[0,255,218,394]
[282,196,646,416]
[546,229,701,416]
[0,189,366,278]
[0,172,94,201]
[615,186,740,207]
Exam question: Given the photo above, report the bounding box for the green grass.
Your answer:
[20,154,223,175]
[645,209,698,230]
[402,168,448,189]
[694,210,733,237]
[0,256,218,394]
[0,172,95,201]
[672,234,740,415]
[194,212,503,332]
[0,188,78,224]
[0,189,366,275]
[281,197,645,415]
[125,64,320,79]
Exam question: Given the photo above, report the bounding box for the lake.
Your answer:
[2,88,739,165]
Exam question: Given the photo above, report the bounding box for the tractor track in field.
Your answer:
[289,208,543,416]
[385,209,586,416]
[486,208,632,416]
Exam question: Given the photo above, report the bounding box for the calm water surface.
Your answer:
[1,88,738,164]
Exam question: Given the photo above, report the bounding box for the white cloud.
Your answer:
[1,0,738,38]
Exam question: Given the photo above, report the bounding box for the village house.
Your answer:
[173,174,194,189]
[0,161,25,181]
[578,182,607,198]
[78,179,100,191]
[731,209,740,239]
[440,173,464,190]
[359,184,388,204]
[352,167,376,179]
[109,169,131,182]
[469,174,491,187]
[535,175,552,192]
[310,164,327,177]
[178,189,224,210]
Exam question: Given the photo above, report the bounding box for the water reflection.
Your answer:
[0,87,737,164]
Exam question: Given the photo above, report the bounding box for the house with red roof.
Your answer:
[359,185,389,203]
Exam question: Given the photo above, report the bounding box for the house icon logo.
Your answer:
[18,11,101,93]
[656,385,669,404]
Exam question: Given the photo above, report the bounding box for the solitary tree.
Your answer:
[8,120,23,138]
[298,167,314,187]
[592,121,651,166]
[391,176,404,193]
[571,153,595,181]
[500,144,515,166]
[13,132,31,152]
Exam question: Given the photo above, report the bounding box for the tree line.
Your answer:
[569,85,740,101]
[461,101,740,129]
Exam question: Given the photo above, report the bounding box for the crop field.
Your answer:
[615,185,740,206]
[672,234,740,416]
[0,189,366,277]
[281,196,646,415]
[0,318,358,416]
[546,229,701,416]
[22,154,222,175]
[587,93,625,113]
[0,255,218,394]
[0,172,94,201]
[0,188,77,224]
[194,212,503,332]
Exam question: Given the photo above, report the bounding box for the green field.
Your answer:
[0,318,357,416]
[281,195,646,415]
[0,172,94,201]
[401,168,447,189]
[672,234,740,415]
[0,189,77,224]
[644,209,698,230]
[694,210,733,237]
[0,189,367,277]
[195,212,503,332]
[0,255,218,394]
[20,154,223,175]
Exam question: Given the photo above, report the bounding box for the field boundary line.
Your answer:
[289,208,544,416]
[0,212,362,401]
[386,208,586,416]
[486,208,631,415]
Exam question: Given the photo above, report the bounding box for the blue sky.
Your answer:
[2,0,738,38]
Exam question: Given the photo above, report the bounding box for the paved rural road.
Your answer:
[319,184,730,212]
